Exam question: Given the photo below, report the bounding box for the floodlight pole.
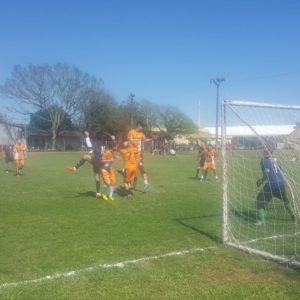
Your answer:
[129,93,135,130]
[210,78,225,147]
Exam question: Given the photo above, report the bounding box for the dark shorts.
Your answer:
[5,152,14,163]
[256,184,289,209]
[199,158,205,168]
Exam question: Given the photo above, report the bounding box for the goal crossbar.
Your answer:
[225,100,300,110]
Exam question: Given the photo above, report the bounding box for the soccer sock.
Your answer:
[133,177,137,188]
[75,158,86,169]
[109,186,115,197]
[204,170,208,179]
[96,181,100,193]
[144,179,148,185]
[258,208,266,222]
[285,203,295,218]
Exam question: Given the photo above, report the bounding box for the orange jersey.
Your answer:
[13,143,26,159]
[101,149,114,170]
[127,129,145,152]
[120,147,138,169]
[204,149,217,164]
[102,150,113,161]
[13,143,26,153]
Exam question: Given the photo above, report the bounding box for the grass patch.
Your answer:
[0,152,299,299]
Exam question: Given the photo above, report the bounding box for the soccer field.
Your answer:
[1,152,300,299]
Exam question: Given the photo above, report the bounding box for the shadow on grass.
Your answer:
[113,186,146,197]
[174,214,222,243]
[72,191,96,198]
[70,185,147,199]
[187,176,215,182]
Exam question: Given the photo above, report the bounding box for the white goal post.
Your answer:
[221,100,300,268]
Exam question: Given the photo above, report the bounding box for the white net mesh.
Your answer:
[222,101,300,267]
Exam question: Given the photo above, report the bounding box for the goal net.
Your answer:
[222,100,300,267]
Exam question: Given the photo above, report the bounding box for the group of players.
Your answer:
[2,139,26,176]
[2,124,297,225]
[67,122,151,200]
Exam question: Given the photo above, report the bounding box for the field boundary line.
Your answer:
[0,246,217,290]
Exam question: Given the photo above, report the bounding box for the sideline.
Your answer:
[0,246,217,290]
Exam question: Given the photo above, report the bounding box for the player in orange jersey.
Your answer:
[200,144,218,181]
[100,143,116,201]
[13,139,26,176]
[127,122,151,189]
[120,141,138,196]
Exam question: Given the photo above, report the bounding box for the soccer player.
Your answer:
[100,143,116,201]
[127,122,151,189]
[13,139,26,176]
[67,131,107,200]
[120,141,138,196]
[67,131,98,171]
[255,145,295,225]
[200,144,218,181]
[3,144,14,173]
[195,143,206,179]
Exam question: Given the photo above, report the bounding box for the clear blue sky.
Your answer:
[1,0,300,126]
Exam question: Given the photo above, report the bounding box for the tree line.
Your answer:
[0,63,197,149]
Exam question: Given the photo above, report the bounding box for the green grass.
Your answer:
[0,152,300,299]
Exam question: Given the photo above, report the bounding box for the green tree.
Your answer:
[159,105,197,139]
[29,108,74,131]
[78,89,120,135]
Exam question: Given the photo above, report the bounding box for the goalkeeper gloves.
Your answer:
[256,178,263,187]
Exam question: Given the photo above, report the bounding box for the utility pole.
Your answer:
[129,93,135,129]
[210,78,225,147]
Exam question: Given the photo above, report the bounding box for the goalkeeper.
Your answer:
[255,145,295,225]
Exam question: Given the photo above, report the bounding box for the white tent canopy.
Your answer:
[205,125,295,137]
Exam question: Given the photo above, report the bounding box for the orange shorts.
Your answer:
[124,166,137,183]
[204,161,216,170]
[100,168,116,186]
[14,155,25,167]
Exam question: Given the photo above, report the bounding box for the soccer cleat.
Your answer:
[96,193,101,199]
[254,221,265,226]
[102,194,109,201]
[117,169,125,175]
[109,195,115,201]
[67,166,77,171]
[144,183,149,190]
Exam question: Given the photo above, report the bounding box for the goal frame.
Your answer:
[221,99,300,268]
